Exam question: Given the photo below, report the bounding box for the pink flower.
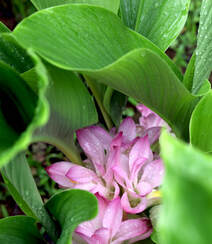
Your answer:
[136,104,170,144]
[113,135,164,214]
[46,126,120,200]
[75,195,152,244]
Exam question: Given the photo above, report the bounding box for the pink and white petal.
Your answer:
[128,228,153,243]
[140,159,164,188]
[89,126,112,149]
[121,192,147,214]
[73,182,99,194]
[112,218,152,243]
[113,154,131,189]
[66,165,97,183]
[102,197,123,237]
[104,133,122,183]
[90,228,111,244]
[146,127,161,144]
[129,136,153,172]
[137,104,152,117]
[76,195,107,237]
[76,127,106,175]
[118,117,136,143]
[46,162,75,188]
[130,157,147,183]
[136,181,153,196]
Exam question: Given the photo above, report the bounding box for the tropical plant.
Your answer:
[0,0,212,243]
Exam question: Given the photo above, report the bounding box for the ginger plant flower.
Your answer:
[112,133,164,214]
[47,125,120,200]
[75,195,152,244]
[47,105,167,209]
[136,104,171,144]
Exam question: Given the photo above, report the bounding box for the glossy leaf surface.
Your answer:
[13,5,198,139]
[192,0,212,94]
[190,91,212,152]
[160,132,212,244]
[31,0,120,13]
[0,216,45,244]
[120,0,190,51]
[2,154,57,240]
[0,33,33,73]
[45,189,98,244]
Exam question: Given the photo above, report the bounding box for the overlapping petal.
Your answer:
[75,195,152,244]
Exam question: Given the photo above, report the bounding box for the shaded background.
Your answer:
[0,0,210,218]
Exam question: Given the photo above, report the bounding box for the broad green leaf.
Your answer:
[0,216,45,244]
[159,132,212,244]
[13,5,182,80]
[0,21,10,33]
[2,153,57,241]
[0,49,49,168]
[45,189,98,244]
[120,0,190,51]
[32,63,98,164]
[192,0,212,94]
[190,91,212,152]
[12,5,197,138]
[31,0,120,13]
[0,33,34,73]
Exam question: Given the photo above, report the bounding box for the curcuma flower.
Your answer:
[46,125,120,200]
[75,195,152,244]
[112,134,164,213]
[46,104,167,242]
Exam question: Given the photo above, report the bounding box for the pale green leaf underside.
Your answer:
[160,132,212,244]
[31,0,120,13]
[0,216,45,244]
[190,91,212,152]
[120,0,190,51]
[33,63,98,164]
[193,0,212,94]
[45,189,98,244]
[12,4,198,138]
[2,154,57,241]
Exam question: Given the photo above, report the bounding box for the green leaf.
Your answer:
[12,4,197,138]
[0,33,34,73]
[183,54,196,92]
[103,87,127,127]
[31,0,120,13]
[45,189,98,244]
[13,4,182,80]
[2,153,57,241]
[0,21,10,33]
[120,0,190,51]
[190,91,212,152]
[159,132,212,244]
[184,54,211,96]
[192,0,212,94]
[0,49,49,168]
[32,63,98,164]
[0,216,45,244]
